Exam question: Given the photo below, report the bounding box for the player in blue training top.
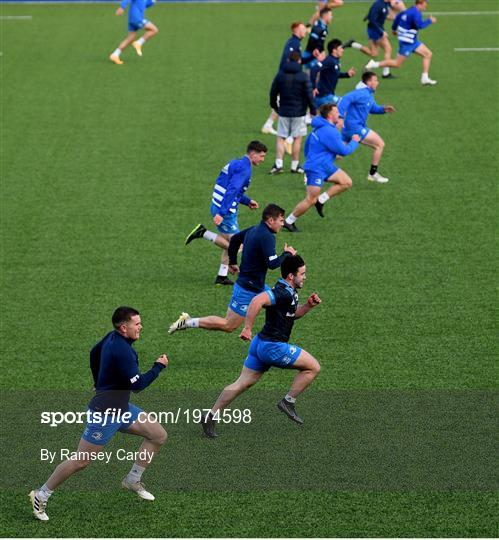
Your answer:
[29,307,169,522]
[314,39,356,108]
[169,204,296,335]
[365,0,437,85]
[184,141,266,286]
[283,103,360,232]
[338,71,395,184]
[261,21,308,137]
[109,0,159,65]
[200,255,322,438]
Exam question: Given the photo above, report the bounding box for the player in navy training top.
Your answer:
[308,0,343,27]
[365,0,437,85]
[201,255,322,438]
[170,204,296,336]
[302,7,332,70]
[184,141,266,286]
[109,0,159,65]
[29,307,168,521]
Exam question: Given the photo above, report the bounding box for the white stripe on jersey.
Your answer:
[212,192,224,202]
[214,184,226,194]
[211,199,222,208]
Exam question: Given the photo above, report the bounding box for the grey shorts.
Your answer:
[277,116,307,138]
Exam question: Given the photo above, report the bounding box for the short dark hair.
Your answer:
[327,39,342,55]
[362,71,377,84]
[291,21,304,31]
[247,140,268,154]
[112,306,140,329]
[281,254,305,278]
[262,203,285,221]
[288,50,301,63]
[319,7,332,16]
[319,102,337,118]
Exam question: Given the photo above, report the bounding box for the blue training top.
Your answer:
[316,55,351,98]
[119,0,154,21]
[365,0,391,34]
[279,34,303,71]
[338,82,385,130]
[258,279,299,343]
[89,330,165,413]
[392,5,434,45]
[211,156,252,217]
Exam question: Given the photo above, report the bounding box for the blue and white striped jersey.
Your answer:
[211,155,252,216]
[393,5,433,44]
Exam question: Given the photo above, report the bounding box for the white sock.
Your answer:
[318,192,330,204]
[285,136,294,144]
[112,48,122,57]
[352,42,362,50]
[382,67,390,76]
[285,213,297,225]
[284,394,296,403]
[186,318,200,328]
[421,72,429,81]
[137,37,145,46]
[218,264,229,277]
[275,158,283,168]
[38,484,53,501]
[263,118,273,128]
[126,463,145,484]
[203,230,217,242]
[291,160,299,170]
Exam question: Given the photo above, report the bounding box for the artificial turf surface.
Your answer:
[1,0,498,536]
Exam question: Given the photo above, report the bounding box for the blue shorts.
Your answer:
[229,283,271,316]
[81,403,142,446]
[342,126,370,142]
[367,27,384,42]
[398,40,422,57]
[128,17,149,32]
[244,335,302,373]
[305,166,339,187]
[314,94,340,108]
[210,203,239,234]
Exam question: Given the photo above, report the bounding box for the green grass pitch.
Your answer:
[1,0,498,536]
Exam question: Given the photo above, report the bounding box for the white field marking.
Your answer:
[454,48,499,52]
[429,11,499,15]
[0,15,33,20]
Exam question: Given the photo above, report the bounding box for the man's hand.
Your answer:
[248,200,259,210]
[384,105,396,113]
[115,7,124,15]
[156,354,169,367]
[352,134,361,142]
[240,327,252,341]
[313,88,319,97]
[213,214,223,226]
[430,16,437,23]
[307,293,321,307]
[229,264,239,275]
[284,243,297,256]
[347,67,356,77]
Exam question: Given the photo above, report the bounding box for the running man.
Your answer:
[365,0,437,85]
[338,71,395,184]
[283,103,360,232]
[170,204,296,334]
[109,0,159,65]
[201,254,321,438]
[302,7,332,71]
[29,307,168,521]
[309,0,343,27]
[185,141,266,286]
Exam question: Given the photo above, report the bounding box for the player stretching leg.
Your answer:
[29,307,168,521]
[201,255,321,438]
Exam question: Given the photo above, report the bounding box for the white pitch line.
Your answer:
[454,48,499,52]
[429,11,499,15]
[0,15,33,20]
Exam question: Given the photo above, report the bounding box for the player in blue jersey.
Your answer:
[282,103,360,232]
[184,141,266,286]
[170,204,296,335]
[29,307,168,521]
[365,0,437,85]
[109,0,159,65]
[338,71,395,184]
[200,255,321,438]
[262,21,308,137]
[314,39,356,109]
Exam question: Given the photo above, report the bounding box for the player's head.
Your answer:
[291,21,307,39]
[262,203,286,232]
[246,140,267,166]
[319,102,340,124]
[281,255,306,289]
[288,50,302,64]
[415,0,428,9]
[327,38,343,57]
[362,71,379,90]
[112,306,142,341]
[319,7,333,23]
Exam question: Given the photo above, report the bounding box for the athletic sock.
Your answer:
[112,48,122,57]
[126,463,145,484]
[285,213,297,225]
[275,158,284,168]
[291,160,299,171]
[318,192,330,204]
[382,67,390,76]
[421,72,429,82]
[352,42,363,50]
[203,230,217,242]
[370,164,378,175]
[284,394,296,404]
[186,318,200,328]
[218,264,229,277]
[38,484,53,501]
[285,136,294,144]
[137,37,146,46]
[263,118,274,129]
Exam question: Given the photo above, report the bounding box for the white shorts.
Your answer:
[277,116,307,138]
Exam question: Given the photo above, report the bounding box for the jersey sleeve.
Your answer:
[369,99,386,115]
[218,163,247,215]
[119,0,131,10]
[228,228,249,265]
[323,126,359,156]
[272,286,293,308]
[415,11,433,29]
[115,342,165,393]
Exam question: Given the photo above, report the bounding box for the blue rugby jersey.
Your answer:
[316,55,350,98]
[392,5,433,45]
[338,83,385,130]
[303,18,328,64]
[365,0,391,34]
[258,279,299,343]
[279,34,303,71]
[211,156,252,217]
[119,0,154,20]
